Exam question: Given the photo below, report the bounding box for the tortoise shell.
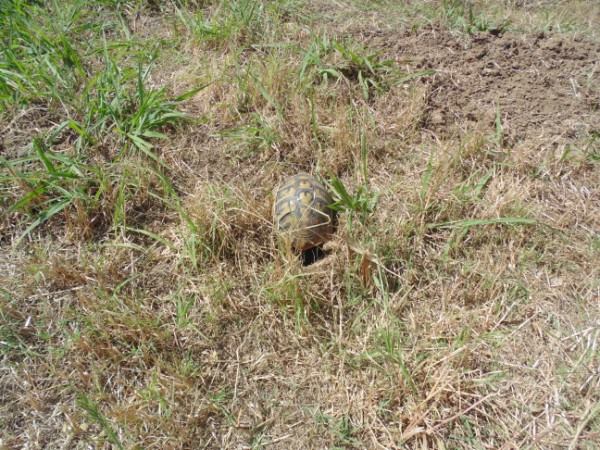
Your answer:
[273,173,336,251]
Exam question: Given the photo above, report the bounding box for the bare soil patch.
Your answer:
[374,27,600,146]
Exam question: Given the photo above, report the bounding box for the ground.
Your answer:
[1,1,599,449]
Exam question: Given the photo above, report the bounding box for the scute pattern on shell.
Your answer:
[273,173,335,251]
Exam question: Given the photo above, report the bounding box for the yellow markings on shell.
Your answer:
[298,191,313,206]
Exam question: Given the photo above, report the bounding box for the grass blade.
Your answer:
[33,139,57,176]
[174,83,210,102]
[77,394,125,450]
[14,198,72,246]
[428,217,538,230]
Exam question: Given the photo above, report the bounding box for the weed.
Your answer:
[328,176,377,227]
[221,112,279,155]
[299,36,431,99]
[370,326,417,393]
[173,293,195,329]
[314,411,360,448]
[428,216,538,230]
[0,0,86,108]
[585,131,600,163]
[298,35,331,84]
[209,388,235,423]
[264,270,309,331]
[138,371,172,417]
[174,0,265,47]
[452,168,493,204]
[175,6,232,46]
[328,133,378,226]
[0,290,36,360]
[77,394,125,450]
[77,47,194,161]
[3,138,101,244]
[176,352,202,377]
[441,0,510,35]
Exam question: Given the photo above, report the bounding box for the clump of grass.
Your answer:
[2,137,106,244]
[328,131,378,227]
[369,325,416,393]
[329,175,378,227]
[174,0,267,48]
[220,112,280,156]
[77,394,125,450]
[264,269,309,331]
[314,411,361,448]
[75,48,194,162]
[440,0,510,34]
[1,4,196,242]
[299,36,433,99]
[185,182,271,265]
[0,0,87,109]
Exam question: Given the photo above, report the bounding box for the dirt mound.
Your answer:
[378,28,600,145]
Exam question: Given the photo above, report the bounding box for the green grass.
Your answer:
[328,130,378,226]
[314,411,361,449]
[76,50,195,161]
[329,175,378,227]
[439,0,510,34]
[221,112,280,156]
[77,394,125,450]
[370,325,416,393]
[0,0,87,108]
[3,137,101,243]
[1,4,196,242]
[299,35,433,99]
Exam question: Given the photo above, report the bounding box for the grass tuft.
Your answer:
[77,394,125,450]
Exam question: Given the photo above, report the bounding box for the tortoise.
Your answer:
[273,173,336,251]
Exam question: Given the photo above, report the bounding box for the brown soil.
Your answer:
[374,28,600,146]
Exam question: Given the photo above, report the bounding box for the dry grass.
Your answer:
[1,0,599,449]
